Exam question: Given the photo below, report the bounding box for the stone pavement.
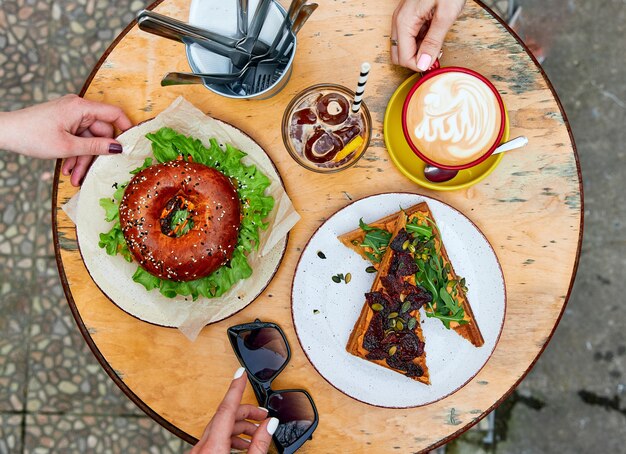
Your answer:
[0,0,623,452]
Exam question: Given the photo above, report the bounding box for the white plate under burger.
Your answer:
[76,107,289,334]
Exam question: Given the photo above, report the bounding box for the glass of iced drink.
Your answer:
[282,84,372,173]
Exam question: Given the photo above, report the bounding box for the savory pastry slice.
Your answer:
[346,212,431,384]
[338,203,425,267]
[339,202,484,347]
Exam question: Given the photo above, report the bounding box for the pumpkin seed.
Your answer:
[345,273,352,284]
[331,275,341,283]
[408,244,416,253]
[352,240,359,246]
[371,303,384,312]
[365,266,377,273]
[388,312,399,319]
[388,346,397,356]
[389,318,397,328]
[401,301,411,314]
[408,317,417,330]
[396,320,404,331]
[402,240,410,250]
[317,251,326,259]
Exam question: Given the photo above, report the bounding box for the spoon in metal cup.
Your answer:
[292,3,318,35]
[423,136,529,183]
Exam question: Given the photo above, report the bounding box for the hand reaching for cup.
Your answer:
[190,367,278,454]
[391,0,466,72]
[0,95,132,187]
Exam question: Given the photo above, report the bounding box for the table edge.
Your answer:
[51,0,585,450]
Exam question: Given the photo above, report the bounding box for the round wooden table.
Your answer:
[53,0,582,451]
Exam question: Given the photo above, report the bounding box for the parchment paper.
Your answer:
[64,97,300,341]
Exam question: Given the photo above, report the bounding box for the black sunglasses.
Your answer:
[227,320,319,454]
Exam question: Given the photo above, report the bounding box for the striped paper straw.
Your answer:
[352,62,371,113]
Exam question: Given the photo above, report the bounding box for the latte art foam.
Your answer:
[405,71,502,167]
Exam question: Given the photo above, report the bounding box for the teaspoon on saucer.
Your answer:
[423,136,529,183]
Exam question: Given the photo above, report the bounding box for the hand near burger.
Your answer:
[391,0,465,71]
[190,367,278,454]
[0,95,133,187]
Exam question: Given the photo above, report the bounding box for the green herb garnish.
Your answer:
[406,220,433,239]
[358,218,393,263]
[169,209,193,237]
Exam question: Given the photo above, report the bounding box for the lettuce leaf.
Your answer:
[99,198,119,223]
[98,224,132,262]
[130,157,153,174]
[97,127,274,300]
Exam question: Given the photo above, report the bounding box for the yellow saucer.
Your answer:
[383,73,510,191]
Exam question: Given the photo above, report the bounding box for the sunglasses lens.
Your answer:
[236,327,288,381]
[267,391,316,449]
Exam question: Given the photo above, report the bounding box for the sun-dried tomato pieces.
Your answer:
[389,251,418,276]
[390,229,411,252]
[363,312,384,352]
[360,244,426,378]
[405,286,432,311]
[365,349,388,361]
[396,331,425,362]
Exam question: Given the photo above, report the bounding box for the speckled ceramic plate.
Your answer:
[292,193,506,407]
[76,118,288,329]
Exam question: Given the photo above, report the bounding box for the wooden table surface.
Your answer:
[53,0,583,452]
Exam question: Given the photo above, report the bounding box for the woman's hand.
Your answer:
[190,367,278,454]
[0,95,132,186]
[391,0,466,72]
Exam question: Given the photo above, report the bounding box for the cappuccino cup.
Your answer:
[401,67,506,170]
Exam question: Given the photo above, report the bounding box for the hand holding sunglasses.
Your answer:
[228,320,319,453]
[191,367,279,454]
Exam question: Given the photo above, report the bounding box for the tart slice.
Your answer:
[338,203,426,267]
[339,202,484,347]
[346,212,431,384]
